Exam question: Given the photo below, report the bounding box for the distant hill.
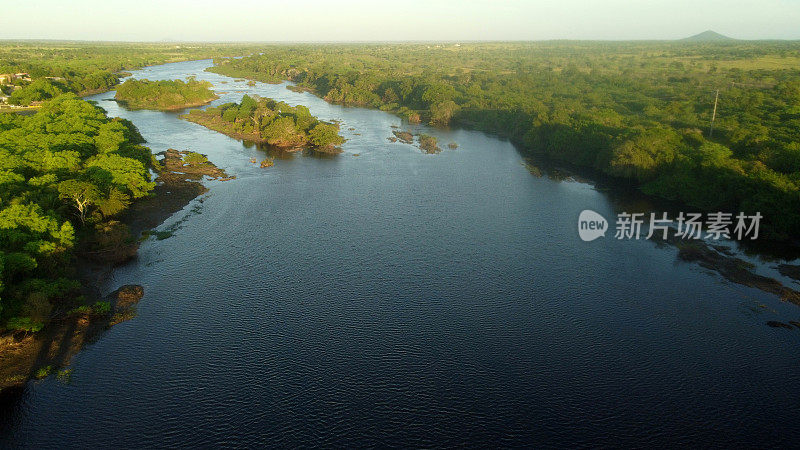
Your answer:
[682,30,736,42]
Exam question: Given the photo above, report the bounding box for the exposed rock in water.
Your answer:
[120,149,233,240]
[448,142,459,149]
[674,238,800,305]
[711,244,734,256]
[778,263,800,282]
[260,157,274,168]
[766,321,795,329]
[392,130,414,144]
[524,161,543,177]
[111,285,144,310]
[418,134,441,154]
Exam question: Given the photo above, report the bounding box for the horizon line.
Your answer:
[2,37,800,44]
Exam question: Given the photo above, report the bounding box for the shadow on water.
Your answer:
[521,155,800,326]
[242,140,342,162]
[6,58,800,447]
[0,287,143,432]
[520,155,800,261]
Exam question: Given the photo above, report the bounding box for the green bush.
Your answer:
[6,317,44,333]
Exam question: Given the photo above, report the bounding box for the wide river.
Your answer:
[2,59,800,447]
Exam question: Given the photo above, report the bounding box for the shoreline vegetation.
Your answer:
[3,41,800,390]
[207,42,800,242]
[0,94,155,339]
[0,42,267,108]
[182,94,345,153]
[0,285,144,392]
[114,78,218,111]
[0,146,231,391]
[0,90,231,390]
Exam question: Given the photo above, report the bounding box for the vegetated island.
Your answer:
[0,41,274,109]
[207,41,800,241]
[114,77,218,111]
[182,94,345,153]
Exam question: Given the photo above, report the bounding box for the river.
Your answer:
[2,59,799,447]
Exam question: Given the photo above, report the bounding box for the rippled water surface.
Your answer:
[2,60,800,447]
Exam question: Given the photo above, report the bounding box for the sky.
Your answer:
[2,0,799,41]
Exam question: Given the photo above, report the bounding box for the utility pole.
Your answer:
[709,89,719,138]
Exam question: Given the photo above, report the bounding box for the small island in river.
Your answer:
[182,94,345,153]
[114,77,218,111]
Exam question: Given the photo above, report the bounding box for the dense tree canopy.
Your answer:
[115,78,217,110]
[0,94,154,331]
[0,42,265,104]
[183,95,345,152]
[209,42,800,238]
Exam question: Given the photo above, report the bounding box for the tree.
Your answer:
[261,116,303,147]
[608,128,681,180]
[308,123,344,149]
[8,79,67,105]
[94,121,128,153]
[96,188,131,217]
[421,83,457,107]
[85,154,154,198]
[58,180,101,224]
[430,100,458,126]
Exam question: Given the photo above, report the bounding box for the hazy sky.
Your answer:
[2,0,799,41]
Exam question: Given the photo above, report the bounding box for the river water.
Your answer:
[2,59,800,447]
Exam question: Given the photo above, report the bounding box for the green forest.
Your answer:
[0,42,268,332]
[183,95,345,151]
[209,42,800,239]
[1,40,799,334]
[0,42,261,105]
[4,75,118,106]
[0,94,155,332]
[115,78,217,110]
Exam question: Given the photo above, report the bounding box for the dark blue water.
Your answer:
[2,60,800,447]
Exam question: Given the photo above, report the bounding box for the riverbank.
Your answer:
[0,149,231,393]
[0,286,144,393]
[207,44,800,243]
[6,57,800,447]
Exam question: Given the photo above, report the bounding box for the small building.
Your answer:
[14,73,31,81]
[0,74,13,84]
